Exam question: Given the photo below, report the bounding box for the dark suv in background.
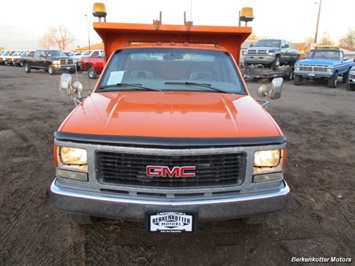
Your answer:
[23,50,76,75]
[244,39,300,70]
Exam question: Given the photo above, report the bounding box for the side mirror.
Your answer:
[257,77,283,100]
[59,73,72,96]
[59,74,85,105]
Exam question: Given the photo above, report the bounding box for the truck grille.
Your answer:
[96,151,246,187]
[298,65,327,72]
[248,50,267,55]
[59,59,74,65]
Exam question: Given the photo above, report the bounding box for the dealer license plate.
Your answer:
[145,211,197,233]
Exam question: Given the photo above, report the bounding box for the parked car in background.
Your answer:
[294,46,355,88]
[80,49,104,58]
[68,52,82,70]
[11,51,27,66]
[80,51,105,78]
[2,50,17,65]
[0,50,10,65]
[346,66,355,91]
[23,50,76,75]
[16,50,35,67]
[244,39,300,70]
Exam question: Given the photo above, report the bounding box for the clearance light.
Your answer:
[92,2,107,22]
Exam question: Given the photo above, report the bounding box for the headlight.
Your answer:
[254,149,280,167]
[55,146,88,181]
[326,66,333,73]
[52,60,60,65]
[349,70,355,75]
[253,149,286,183]
[295,65,300,71]
[60,147,87,165]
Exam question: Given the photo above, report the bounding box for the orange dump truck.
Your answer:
[51,5,289,232]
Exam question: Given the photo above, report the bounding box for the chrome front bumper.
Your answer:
[50,179,290,221]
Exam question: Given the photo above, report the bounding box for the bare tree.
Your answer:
[338,28,355,51]
[318,31,335,46]
[38,25,76,50]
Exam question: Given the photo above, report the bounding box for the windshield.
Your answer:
[47,50,66,57]
[254,40,281,48]
[308,50,340,60]
[97,48,246,94]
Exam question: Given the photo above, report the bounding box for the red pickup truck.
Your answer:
[80,51,105,79]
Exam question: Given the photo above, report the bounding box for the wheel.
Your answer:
[24,63,31,73]
[88,67,98,79]
[294,75,303,86]
[346,83,355,91]
[285,67,294,80]
[271,56,280,70]
[48,65,55,75]
[328,72,338,88]
[342,70,349,83]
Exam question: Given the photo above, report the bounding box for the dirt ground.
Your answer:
[0,65,354,266]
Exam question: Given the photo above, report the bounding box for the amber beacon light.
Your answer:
[93,2,107,22]
[239,7,254,26]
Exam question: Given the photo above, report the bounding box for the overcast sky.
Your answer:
[1,0,354,50]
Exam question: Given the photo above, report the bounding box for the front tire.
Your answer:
[346,83,355,91]
[294,75,303,85]
[88,67,98,79]
[24,63,31,73]
[285,67,294,80]
[271,56,280,70]
[328,72,338,88]
[342,70,349,83]
[48,65,55,75]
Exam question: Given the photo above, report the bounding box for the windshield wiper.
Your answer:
[97,83,161,91]
[164,81,229,93]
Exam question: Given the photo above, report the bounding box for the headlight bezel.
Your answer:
[253,149,285,175]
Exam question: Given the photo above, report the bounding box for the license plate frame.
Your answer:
[145,210,198,233]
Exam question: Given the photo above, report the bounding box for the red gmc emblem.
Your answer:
[146,165,196,177]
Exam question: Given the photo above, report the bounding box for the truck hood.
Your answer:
[296,58,339,66]
[58,91,283,139]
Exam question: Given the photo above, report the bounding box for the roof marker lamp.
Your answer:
[239,7,254,26]
[93,2,107,22]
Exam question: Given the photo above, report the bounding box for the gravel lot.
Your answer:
[0,65,354,265]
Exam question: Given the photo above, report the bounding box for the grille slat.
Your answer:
[96,151,246,187]
[299,65,328,72]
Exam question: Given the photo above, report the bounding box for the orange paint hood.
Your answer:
[58,91,283,139]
